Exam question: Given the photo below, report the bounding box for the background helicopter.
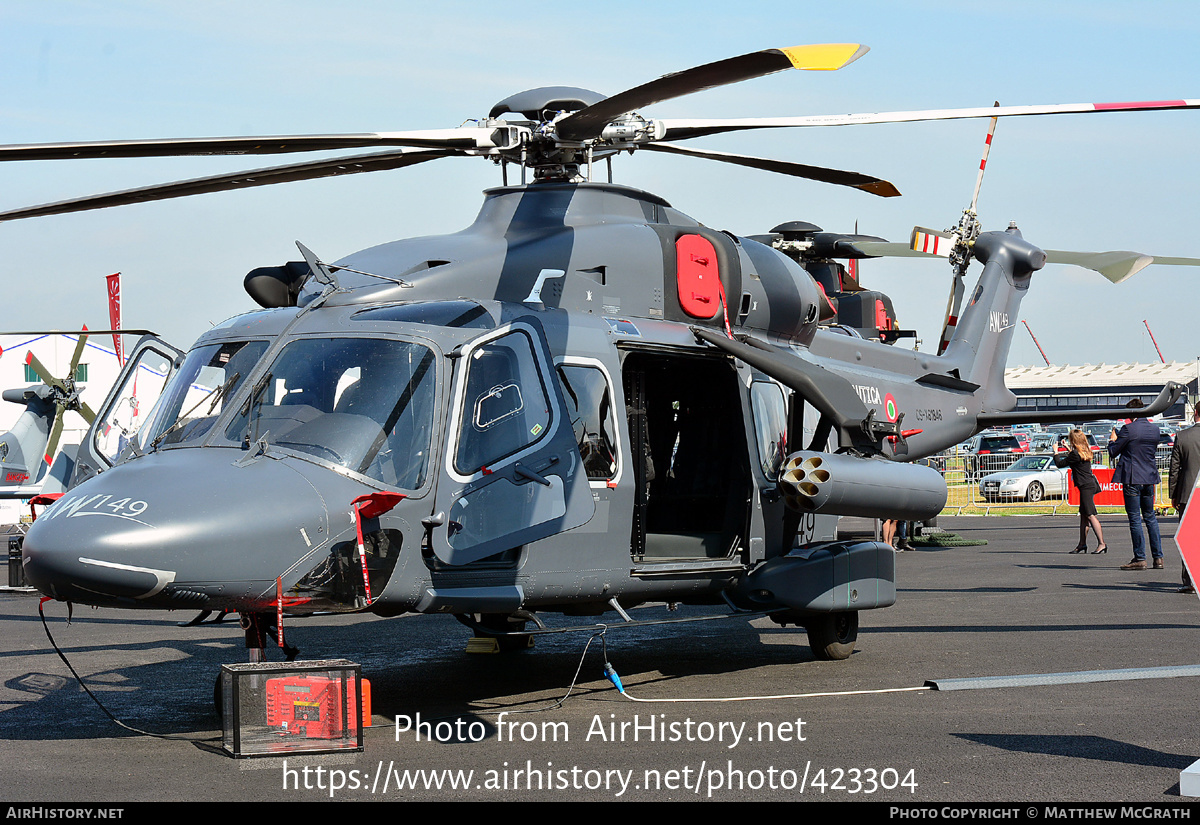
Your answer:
[6,38,1198,665]
[0,331,97,494]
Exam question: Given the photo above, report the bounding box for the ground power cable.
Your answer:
[600,654,931,703]
[38,598,217,743]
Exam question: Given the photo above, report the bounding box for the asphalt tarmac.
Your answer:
[1,514,1198,804]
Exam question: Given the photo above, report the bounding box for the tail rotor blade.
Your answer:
[969,102,1000,214]
[909,227,956,258]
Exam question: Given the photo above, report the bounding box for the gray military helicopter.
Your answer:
[0,332,96,492]
[8,44,1196,663]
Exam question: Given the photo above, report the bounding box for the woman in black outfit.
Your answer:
[1055,429,1106,554]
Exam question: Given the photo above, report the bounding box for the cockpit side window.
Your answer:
[140,341,268,451]
[92,346,176,464]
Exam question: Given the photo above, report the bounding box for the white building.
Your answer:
[1005,361,1199,419]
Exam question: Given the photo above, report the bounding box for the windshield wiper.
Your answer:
[242,370,274,448]
[149,371,241,452]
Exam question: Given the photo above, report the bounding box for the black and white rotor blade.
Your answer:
[555,43,869,142]
[0,148,458,222]
[641,143,900,197]
[0,127,512,162]
[657,98,1200,141]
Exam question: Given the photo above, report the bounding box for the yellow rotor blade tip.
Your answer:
[780,43,870,71]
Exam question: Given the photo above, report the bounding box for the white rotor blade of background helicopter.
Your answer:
[639,143,900,197]
[555,43,869,142]
[0,148,458,222]
[0,127,511,162]
[656,98,1200,141]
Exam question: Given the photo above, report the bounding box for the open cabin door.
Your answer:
[428,317,594,566]
[71,335,182,486]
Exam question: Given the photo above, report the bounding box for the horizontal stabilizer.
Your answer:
[1044,249,1200,284]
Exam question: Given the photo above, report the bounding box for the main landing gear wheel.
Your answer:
[456,613,534,652]
[805,611,858,660]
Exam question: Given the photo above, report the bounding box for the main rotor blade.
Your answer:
[0,148,458,222]
[0,329,156,336]
[657,98,1200,141]
[0,128,510,162]
[641,142,900,197]
[555,43,869,142]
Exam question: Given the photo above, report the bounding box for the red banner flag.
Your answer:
[106,273,122,365]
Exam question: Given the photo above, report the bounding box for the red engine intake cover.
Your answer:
[675,234,721,319]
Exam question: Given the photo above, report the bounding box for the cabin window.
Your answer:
[556,364,617,481]
[454,330,551,475]
[750,381,788,481]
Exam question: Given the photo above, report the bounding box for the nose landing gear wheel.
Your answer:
[805,611,858,660]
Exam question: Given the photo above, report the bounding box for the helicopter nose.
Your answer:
[22,450,333,609]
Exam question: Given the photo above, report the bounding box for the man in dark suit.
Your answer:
[1169,407,1200,593]
[1109,402,1163,571]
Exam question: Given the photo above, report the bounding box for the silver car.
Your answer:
[978,454,1070,503]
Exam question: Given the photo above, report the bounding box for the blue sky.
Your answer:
[1,0,1197,369]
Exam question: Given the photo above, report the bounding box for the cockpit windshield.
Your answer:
[140,341,268,450]
[222,337,437,490]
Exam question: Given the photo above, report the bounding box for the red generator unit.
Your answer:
[221,659,368,758]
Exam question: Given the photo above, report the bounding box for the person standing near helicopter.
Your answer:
[1055,430,1106,554]
[1169,406,1200,592]
[1109,401,1164,571]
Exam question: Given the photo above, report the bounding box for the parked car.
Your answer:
[1029,433,1058,453]
[962,431,1026,480]
[978,454,1071,503]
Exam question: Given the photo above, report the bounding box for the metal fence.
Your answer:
[925,448,1174,515]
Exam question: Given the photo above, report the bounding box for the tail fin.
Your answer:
[939,225,1046,412]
